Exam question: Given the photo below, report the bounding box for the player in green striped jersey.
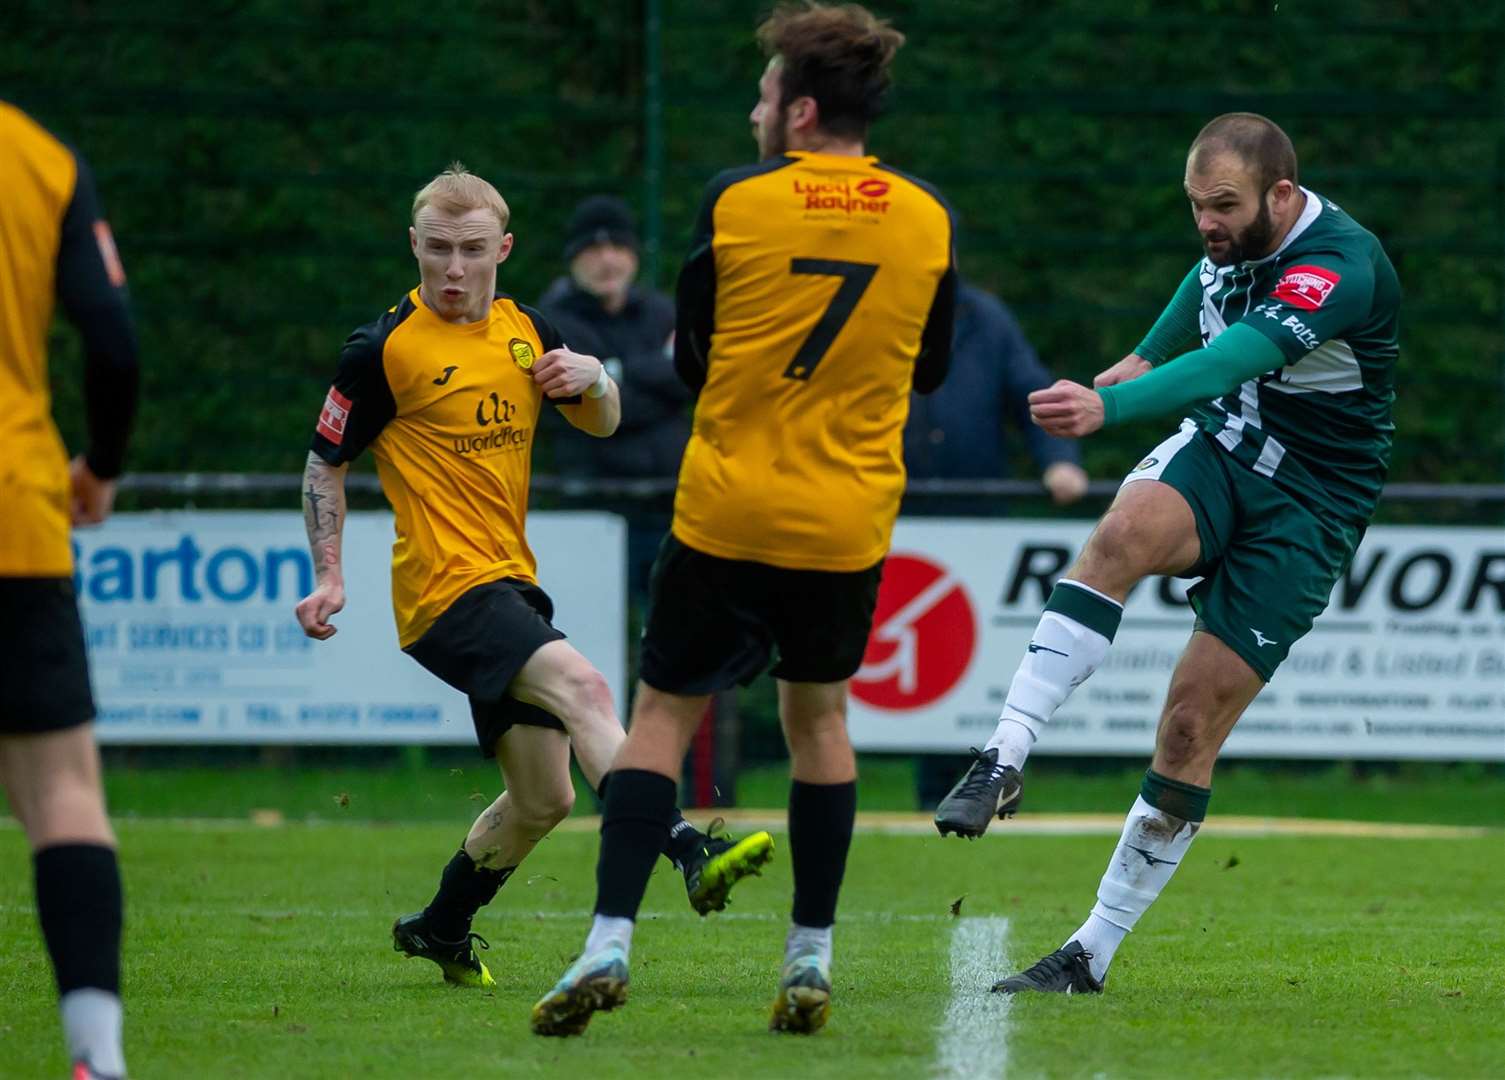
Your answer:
[933,113,1401,994]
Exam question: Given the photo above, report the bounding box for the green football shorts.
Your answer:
[1121,420,1366,681]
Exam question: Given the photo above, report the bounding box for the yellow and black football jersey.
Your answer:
[672,150,956,572]
[310,289,579,647]
[0,100,137,576]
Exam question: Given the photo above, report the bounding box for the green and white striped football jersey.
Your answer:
[1186,187,1400,522]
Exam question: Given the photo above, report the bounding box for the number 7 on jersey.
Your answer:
[784,258,878,381]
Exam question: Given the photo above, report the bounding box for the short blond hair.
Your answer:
[411,162,510,231]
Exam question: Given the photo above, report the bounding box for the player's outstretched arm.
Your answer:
[537,348,621,438]
[1095,323,1286,430]
[295,451,348,640]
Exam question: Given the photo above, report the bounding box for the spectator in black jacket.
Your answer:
[904,279,1088,506]
[905,279,1089,809]
[537,196,688,478]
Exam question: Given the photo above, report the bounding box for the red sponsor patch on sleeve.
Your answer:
[1271,264,1340,311]
[93,220,126,287]
[316,386,354,444]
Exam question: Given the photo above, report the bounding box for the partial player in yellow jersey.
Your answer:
[0,100,139,1080]
[534,3,955,1038]
[294,166,771,991]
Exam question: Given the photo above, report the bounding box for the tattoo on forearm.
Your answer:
[303,482,342,539]
[301,455,346,562]
[303,485,327,532]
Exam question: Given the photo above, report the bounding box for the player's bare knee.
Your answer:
[27,784,113,847]
[514,783,575,832]
[1076,508,1154,586]
[783,711,846,751]
[535,785,575,828]
[1156,700,1214,772]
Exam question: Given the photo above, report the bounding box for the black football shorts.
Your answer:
[0,577,96,734]
[403,578,568,757]
[639,534,882,694]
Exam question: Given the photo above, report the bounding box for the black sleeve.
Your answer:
[673,183,720,393]
[518,302,567,352]
[518,302,583,406]
[309,322,397,464]
[56,152,140,479]
[673,241,716,393]
[913,258,957,395]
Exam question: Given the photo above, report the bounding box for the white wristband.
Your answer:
[584,364,611,399]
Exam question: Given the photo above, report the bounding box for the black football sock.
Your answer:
[597,775,705,870]
[422,848,512,942]
[35,844,123,996]
[663,812,708,871]
[788,779,857,929]
[594,768,677,919]
[36,844,127,1075]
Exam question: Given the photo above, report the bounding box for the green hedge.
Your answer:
[5,0,1500,484]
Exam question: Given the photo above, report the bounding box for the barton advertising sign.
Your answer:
[74,511,625,744]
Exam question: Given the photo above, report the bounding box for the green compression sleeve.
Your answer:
[1134,264,1203,364]
[1098,322,1286,426]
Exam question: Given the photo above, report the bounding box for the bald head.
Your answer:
[1188,112,1298,195]
[1183,114,1306,266]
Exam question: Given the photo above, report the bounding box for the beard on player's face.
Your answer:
[758,104,791,159]
[1202,191,1276,266]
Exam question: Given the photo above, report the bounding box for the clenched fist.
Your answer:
[1029,380,1106,438]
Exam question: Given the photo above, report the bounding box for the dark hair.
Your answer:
[1189,112,1299,193]
[755,2,905,140]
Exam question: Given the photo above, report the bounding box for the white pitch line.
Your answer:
[935,916,1012,1080]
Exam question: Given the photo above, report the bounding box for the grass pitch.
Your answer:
[2,815,1501,1078]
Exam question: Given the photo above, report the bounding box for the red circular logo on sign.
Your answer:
[851,553,977,711]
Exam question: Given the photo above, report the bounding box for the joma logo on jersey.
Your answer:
[792,178,891,215]
[1272,264,1340,311]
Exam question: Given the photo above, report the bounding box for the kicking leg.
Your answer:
[996,630,1263,993]
[936,480,1201,838]
[0,726,125,1079]
[770,679,854,1034]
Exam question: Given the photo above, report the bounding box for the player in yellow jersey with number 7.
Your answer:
[534,2,957,1038]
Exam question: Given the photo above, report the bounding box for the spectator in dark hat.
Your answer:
[538,196,688,478]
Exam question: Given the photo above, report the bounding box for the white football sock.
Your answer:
[784,922,833,968]
[984,580,1121,770]
[1066,795,1201,982]
[584,914,634,957]
[986,718,1036,772]
[60,988,125,1077]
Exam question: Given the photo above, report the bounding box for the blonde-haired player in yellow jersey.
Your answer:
[294,166,771,991]
[534,2,956,1037]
